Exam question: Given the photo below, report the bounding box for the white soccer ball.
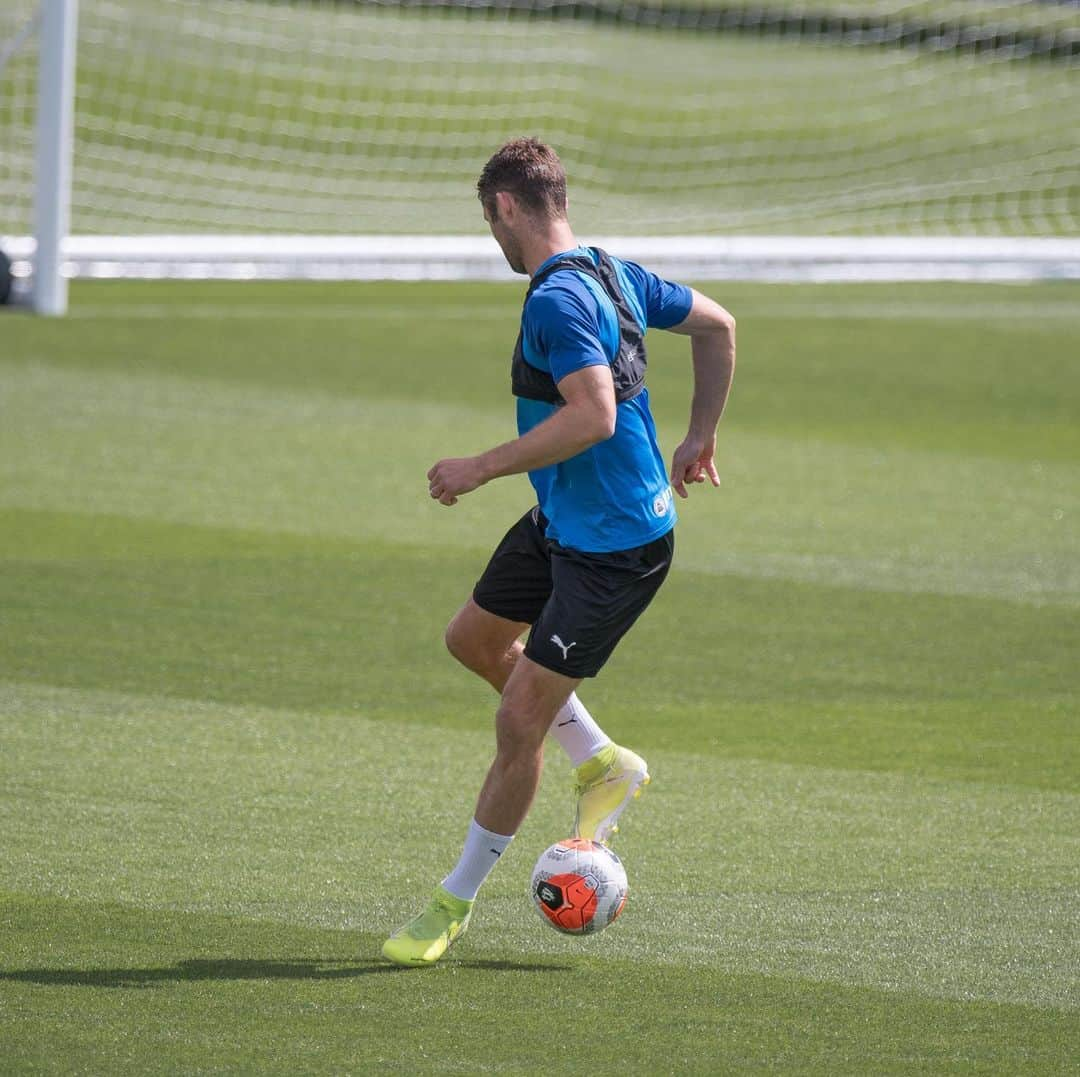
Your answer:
[530,838,628,935]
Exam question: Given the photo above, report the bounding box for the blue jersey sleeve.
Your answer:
[620,260,693,329]
[526,283,611,385]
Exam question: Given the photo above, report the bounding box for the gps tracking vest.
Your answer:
[512,247,647,406]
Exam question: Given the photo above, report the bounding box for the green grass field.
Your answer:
[1,279,1078,1073]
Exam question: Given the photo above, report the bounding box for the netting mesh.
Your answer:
[0,2,40,238]
[2,0,1078,237]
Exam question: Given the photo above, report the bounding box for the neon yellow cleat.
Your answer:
[573,743,651,845]
[381,886,473,967]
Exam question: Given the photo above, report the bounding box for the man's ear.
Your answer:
[494,190,516,221]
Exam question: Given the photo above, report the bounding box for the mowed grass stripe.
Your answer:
[54,279,1080,325]
[1,506,1076,790]
[2,357,1076,605]
[7,281,1080,469]
[55,279,1080,310]
[3,895,1075,1076]
[2,680,1077,1014]
[55,301,1080,324]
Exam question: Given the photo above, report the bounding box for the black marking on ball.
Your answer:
[537,881,563,910]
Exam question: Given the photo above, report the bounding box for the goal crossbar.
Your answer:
[4,235,1080,286]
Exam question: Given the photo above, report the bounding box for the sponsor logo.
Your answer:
[550,634,577,660]
[652,488,673,518]
[538,883,563,910]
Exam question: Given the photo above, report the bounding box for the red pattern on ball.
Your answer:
[538,871,600,931]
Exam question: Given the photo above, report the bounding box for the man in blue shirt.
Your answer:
[384,138,736,967]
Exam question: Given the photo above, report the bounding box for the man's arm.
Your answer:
[427,364,616,507]
[666,288,736,499]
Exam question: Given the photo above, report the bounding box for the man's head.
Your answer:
[477,138,569,274]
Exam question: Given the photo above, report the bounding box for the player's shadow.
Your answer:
[0,956,569,988]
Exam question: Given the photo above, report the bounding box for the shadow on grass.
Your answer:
[0,956,571,988]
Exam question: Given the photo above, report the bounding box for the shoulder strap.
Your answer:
[512,248,647,405]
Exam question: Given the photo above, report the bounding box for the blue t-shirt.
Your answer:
[517,247,693,553]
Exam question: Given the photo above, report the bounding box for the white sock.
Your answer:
[548,692,612,767]
[442,818,513,902]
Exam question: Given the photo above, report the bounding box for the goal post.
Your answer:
[33,0,78,316]
[3,0,1079,309]
[1,0,79,314]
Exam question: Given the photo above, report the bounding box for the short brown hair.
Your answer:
[477,138,568,220]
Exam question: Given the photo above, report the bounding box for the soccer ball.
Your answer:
[530,838,628,935]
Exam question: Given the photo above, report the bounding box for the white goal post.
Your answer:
[31,0,77,315]
[3,0,1079,314]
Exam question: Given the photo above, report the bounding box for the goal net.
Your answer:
[3,0,1079,298]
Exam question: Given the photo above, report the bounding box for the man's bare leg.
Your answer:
[383,602,625,968]
[445,599,611,765]
[444,598,526,694]
[474,655,580,835]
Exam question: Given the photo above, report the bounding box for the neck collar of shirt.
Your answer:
[532,246,590,278]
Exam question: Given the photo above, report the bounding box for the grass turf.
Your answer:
[1,279,1078,1073]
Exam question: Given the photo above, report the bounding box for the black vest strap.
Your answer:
[511,247,647,406]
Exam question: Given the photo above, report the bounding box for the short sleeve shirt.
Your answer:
[516,247,692,552]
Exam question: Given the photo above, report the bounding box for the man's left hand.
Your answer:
[670,435,721,499]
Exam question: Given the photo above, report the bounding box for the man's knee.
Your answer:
[445,600,524,681]
[444,610,482,670]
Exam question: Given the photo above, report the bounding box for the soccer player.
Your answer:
[382,138,736,966]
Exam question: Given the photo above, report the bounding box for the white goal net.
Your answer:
[2,0,1079,299]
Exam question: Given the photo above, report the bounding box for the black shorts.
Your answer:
[472,506,674,679]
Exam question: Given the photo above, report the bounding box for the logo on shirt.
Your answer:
[652,488,673,518]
